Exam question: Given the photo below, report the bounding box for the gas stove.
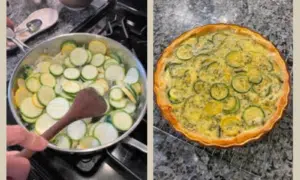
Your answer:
[6,0,147,179]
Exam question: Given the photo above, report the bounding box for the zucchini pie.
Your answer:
[154,24,290,147]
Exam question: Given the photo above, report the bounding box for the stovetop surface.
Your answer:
[7,0,147,179]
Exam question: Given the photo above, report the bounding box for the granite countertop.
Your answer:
[6,0,108,79]
[153,0,293,180]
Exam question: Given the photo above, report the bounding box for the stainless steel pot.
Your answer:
[8,33,147,154]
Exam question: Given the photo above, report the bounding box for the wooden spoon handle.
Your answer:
[18,115,71,159]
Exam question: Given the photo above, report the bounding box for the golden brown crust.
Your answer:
[154,24,290,148]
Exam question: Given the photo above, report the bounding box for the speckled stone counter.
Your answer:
[154,0,293,180]
[6,0,108,79]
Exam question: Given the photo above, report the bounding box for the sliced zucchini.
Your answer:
[112,111,133,131]
[21,115,38,123]
[77,136,100,149]
[175,44,193,60]
[81,65,98,80]
[182,36,198,46]
[17,78,26,88]
[88,40,107,55]
[226,51,244,68]
[14,87,32,107]
[67,120,87,140]
[89,83,105,96]
[193,80,206,94]
[212,33,227,45]
[54,134,72,149]
[124,67,139,84]
[95,79,109,92]
[122,101,136,114]
[61,40,77,55]
[103,60,119,69]
[232,74,252,93]
[131,82,142,95]
[36,61,51,73]
[210,83,229,101]
[35,113,57,135]
[248,68,262,84]
[166,63,186,77]
[91,54,105,67]
[37,86,56,106]
[105,65,125,81]
[62,81,81,94]
[242,106,265,126]
[252,76,272,97]
[88,123,100,136]
[258,59,273,72]
[168,88,184,104]
[32,93,44,109]
[220,116,241,136]
[70,48,88,66]
[108,52,122,63]
[46,97,70,119]
[87,50,92,63]
[40,73,56,88]
[63,68,80,80]
[93,122,119,145]
[223,96,240,114]
[109,88,124,100]
[109,98,128,109]
[64,57,75,68]
[26,77,41,93]
[49,64,64,76]
[20,97,43,118]
[117,82,137,104]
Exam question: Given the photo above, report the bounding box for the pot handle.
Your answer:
[122,137,147,153]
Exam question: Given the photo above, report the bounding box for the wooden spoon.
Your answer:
[18,88,107,158]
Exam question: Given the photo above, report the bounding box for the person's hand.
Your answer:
[7,125,48,180]
[7,17,14,30]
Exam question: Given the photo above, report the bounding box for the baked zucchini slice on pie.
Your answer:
[154,24,290,147]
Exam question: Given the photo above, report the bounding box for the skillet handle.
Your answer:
[122,137,147,153]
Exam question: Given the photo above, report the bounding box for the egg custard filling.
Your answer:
[155,25,289,147]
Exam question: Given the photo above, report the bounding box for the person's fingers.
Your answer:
[7,153,30,180]
[6,151,19,156]
[7,125,48,151]
[7,17,14,30]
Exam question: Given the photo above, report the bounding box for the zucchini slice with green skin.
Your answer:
[109,98,128,109]
[168,88,184,104]
[124,67,139,84]
[193,80,206,94]
[40,73,56,88]
[37,86,56,106]
[54,134,72,149]
[105,65,125,81]
[212,33,227,47]
[109,88,124,101]
[167,63,187,77]
[26,77,41,93]
[248,69,262,84]
[88,40,107,55]
[91,53,105,67]
[78,136,100,149]
[70,48,88,66]
[22,115,38,123]
[49,64,64,76]
[122,101,136,114]
[35,113,57,135]
[86,50,93,63]
[232,74,252,93]
[81,65,98,80]
[226,51,244,68]
[131,82,142,95]
[62,81,81,94]
[108,52,122,63]
[93,122,119,145]
[63,68,80,80]
[242,106,265,126]
[222,96,240,114]
[61,40,77,50]
[210,83,229,101]
[67,120,87,140]
[258,60,273,72]
[20,97,43,118]
[182,36,198,46]
[64,57,75,68]
[252,84,271,97]
[112,111,133,131]
[46,97,70,119]
[175,44,193,60]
